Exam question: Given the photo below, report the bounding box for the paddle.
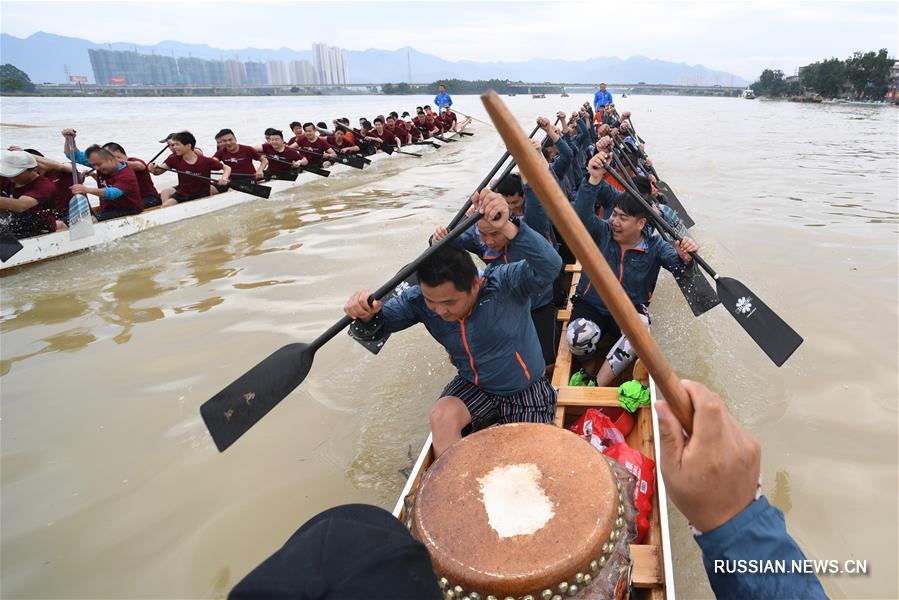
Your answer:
[613,136,696,229]
[264,171,299,182]
[381,143,422,158]
[168,169,272,199]
[456,131,475,137]
[608,156,720,317]
[453,109,494,129]
[298,148,364,170]
[263,154,330,178]
[65,135,94,241]
[199,209,490,451]
[434,135,458,144]
[410,140,442,149]
[0,226,24,262]
[603,164,802,366]
[483,90,699,432]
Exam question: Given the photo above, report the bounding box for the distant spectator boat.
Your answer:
[742,89,756,99]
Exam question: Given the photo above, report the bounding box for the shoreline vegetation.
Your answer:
[749,48,897,102]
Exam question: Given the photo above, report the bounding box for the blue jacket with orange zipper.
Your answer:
[380,221,562,395]
[573,178,690,315]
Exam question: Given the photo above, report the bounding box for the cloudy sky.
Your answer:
[2,0,896,79]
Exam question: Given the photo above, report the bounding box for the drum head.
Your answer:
[411,423,623,599]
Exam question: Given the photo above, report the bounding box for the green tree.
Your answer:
[845,49,892,98]
[802,58,846,98]
[0,63,36,93]
[751,69,787,97]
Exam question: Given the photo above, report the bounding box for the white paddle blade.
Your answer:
[68,194,95,241]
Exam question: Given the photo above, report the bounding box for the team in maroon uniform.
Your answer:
[2,96,470,238]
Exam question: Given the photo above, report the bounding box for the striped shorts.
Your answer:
[441,375,557,432]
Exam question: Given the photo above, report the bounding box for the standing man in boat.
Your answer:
[101,143,162,208]
[567,152,698,387]
[148,131,230,207]
[213,129,268,181]
[593,82,613,112]
[343,189,562,457]
[0,150,65,238]
[434,83,453,114]
[69,145,144,221]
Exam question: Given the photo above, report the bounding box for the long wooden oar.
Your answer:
[168,169,272,199]
[482,90,696,432]
[199,209,489,451]
[603,164,802,367]
[65,135,95,241]
[608,155,720,317]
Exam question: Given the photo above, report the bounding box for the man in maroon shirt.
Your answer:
[6,146,80,221]
[386,114,412,145]
[102,142,162,208]
[213,129,268,180]
[149,131,230,207]
[0,150,65,238]
[255,128,305,176]
[69,145,143,221]
[286,121,305,147]
[412,110,440,139]
[328,125,361,155]
[290,123,337,168]
[366,116,402,152]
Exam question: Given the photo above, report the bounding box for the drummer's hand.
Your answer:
[656,380,761,533]
[432,225,449,245]
[344,289,382,322]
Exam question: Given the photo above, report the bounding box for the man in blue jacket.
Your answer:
[567,152,698,386]
[593,82,613,112]
[433,84,452,113]
[344,189,563,456]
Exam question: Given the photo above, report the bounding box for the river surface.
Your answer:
[1,95,896,599]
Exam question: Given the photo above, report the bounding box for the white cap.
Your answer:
[0,150,38,178]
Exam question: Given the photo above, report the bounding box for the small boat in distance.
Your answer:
[561,87,569,97]
[742,88,756,99]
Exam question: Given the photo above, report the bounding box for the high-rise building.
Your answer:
[266,60,288,85]
[312,43,348,85]
[88,48,180,85]
[244,61,269,85]
[289,60,316,85]
[225,60,246,85]
[177,57,227,85]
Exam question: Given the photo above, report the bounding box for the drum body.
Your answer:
[410,423,630,599]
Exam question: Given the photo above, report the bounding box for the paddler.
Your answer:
[290,123,337,168]
[566,152,698,387]
[256,128,305,176]
[213,129,268,181]
[101,143,162,208]
[148,131,230,206]
[0,150,66,238]
[344,189,562,457]
[69,145,143,221]
[366,116,402,151]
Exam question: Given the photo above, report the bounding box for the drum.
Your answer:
[410,423,630,600]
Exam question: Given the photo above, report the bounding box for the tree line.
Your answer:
[751,49,894,99]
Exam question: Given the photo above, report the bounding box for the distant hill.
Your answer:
[0,31,749,86]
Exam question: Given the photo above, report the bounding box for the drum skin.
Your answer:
[411,423,619,598]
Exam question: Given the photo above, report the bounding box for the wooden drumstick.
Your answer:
[480,90,695,435]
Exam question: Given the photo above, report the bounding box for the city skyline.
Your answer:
[87,45,349,87]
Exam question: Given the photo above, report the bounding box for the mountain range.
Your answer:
[1,31,749,86]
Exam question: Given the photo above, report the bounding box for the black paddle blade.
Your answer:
[457,131,474,137]
[200,342,315,451]
[334,155,365,169]
[229,179,272,199]
[1,231,24,262]
[349,329,391,355]
[657,181,695,229]
[300,166,330,178]
[716,277,803,366]
[267,172,299,182]
[672,265,720,317]
[380,144,394,155]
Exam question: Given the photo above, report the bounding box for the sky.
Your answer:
[1,0,896,79]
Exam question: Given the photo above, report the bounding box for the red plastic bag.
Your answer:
[570,408,626,452]
[603,442,656,543]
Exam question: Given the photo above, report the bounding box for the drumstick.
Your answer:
[480,90,695,435]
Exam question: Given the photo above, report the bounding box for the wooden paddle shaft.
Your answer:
[480,91,694,434]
